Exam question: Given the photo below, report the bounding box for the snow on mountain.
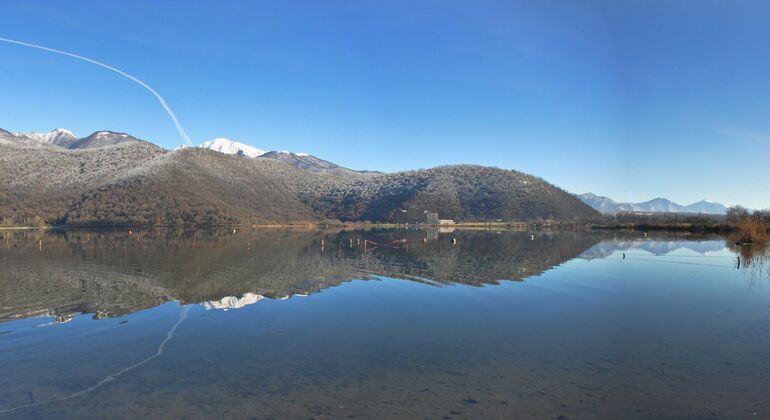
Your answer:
[199,138,266,158]
[14,128,78,147]
[202,292,265,310]
[198,138,381,177]
[2,128,145,149]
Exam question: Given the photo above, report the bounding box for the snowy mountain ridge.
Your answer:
[197,137,379,177]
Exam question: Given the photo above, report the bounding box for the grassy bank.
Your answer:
[724,206,770,244]
[731,218,770,244]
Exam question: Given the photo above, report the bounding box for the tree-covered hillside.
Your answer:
[0,140,599,226]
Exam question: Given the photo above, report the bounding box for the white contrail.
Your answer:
[0,305,191,415]
[0,37,193,146]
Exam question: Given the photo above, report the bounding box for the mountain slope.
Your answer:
[0,140,599,226]
[68,131,149,149]
[302,165,599,223]
[260,150,381,177]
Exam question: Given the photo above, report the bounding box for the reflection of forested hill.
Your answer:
[0,229,604,323]
[339,230,603,285]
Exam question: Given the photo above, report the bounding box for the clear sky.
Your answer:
[1,0,769,208]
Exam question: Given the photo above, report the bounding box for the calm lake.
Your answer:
[1,228,769,419]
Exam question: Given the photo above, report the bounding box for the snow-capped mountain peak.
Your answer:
[199,138,266,158]
[197,137,380,176]
[15,128,78,146]
[94,131,128,138]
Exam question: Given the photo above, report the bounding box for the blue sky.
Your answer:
[1,0,769,208]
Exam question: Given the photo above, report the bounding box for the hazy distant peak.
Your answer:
[577,193,727,215]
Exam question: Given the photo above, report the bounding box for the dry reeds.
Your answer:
[734,217,770,244]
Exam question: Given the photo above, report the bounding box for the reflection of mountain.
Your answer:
[579,236,727,259]
[349,230,603,285]
[0,229,604,323]
[202,293,265,310]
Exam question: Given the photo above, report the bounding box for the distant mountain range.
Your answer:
[2,128,151,150]
[576,193,727,215]
[0,127,599,226]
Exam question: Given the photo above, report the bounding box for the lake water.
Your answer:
[1,229,769,419]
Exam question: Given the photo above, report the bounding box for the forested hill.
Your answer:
[0,139,599,226]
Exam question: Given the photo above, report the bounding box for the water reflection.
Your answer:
[0,229,598,322]
[2,229,770,419]
[729,242,770,284]
[0,229,751,324]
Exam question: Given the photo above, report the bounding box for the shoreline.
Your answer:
[0,225,48,231]
[0,221,738,233]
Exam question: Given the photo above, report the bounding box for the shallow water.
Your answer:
[1,229,769,419]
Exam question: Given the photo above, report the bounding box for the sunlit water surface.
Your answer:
[1,229,769,419]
